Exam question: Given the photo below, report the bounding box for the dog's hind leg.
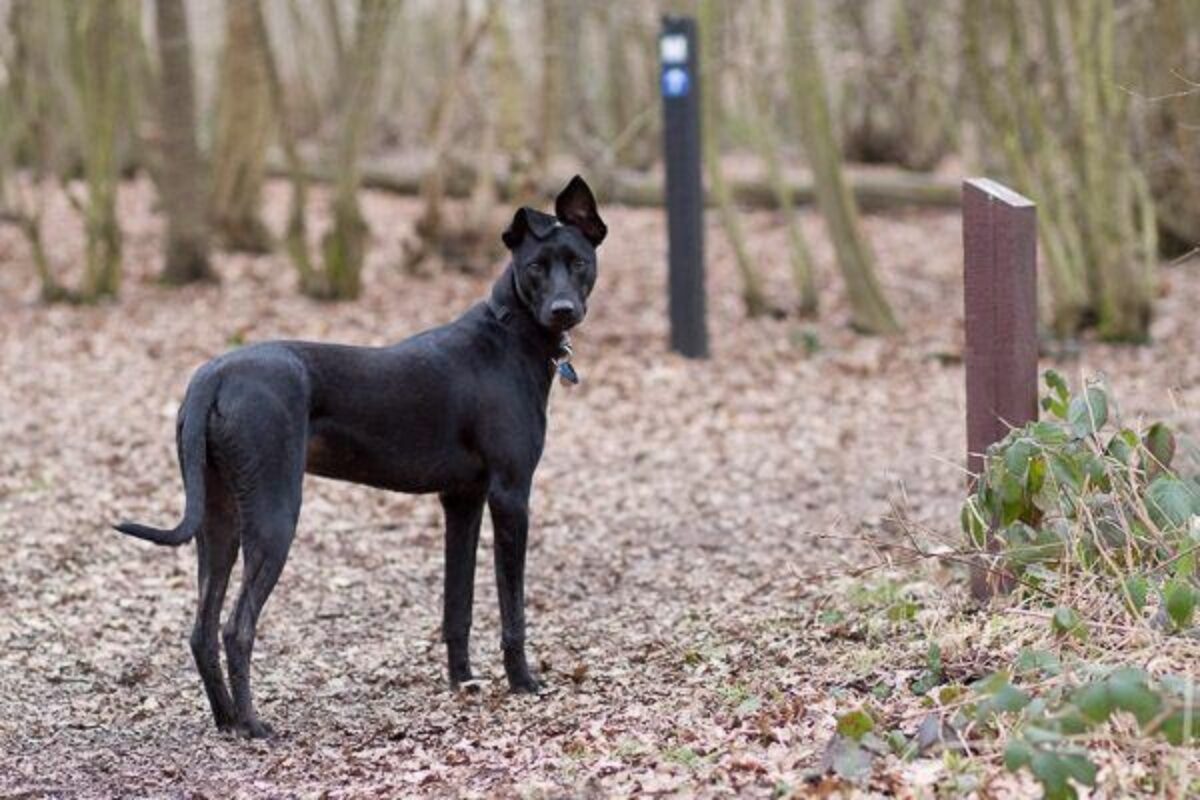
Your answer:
[221,490,298,739]
[216,403,305,739]
[440,490,486,689]
[190,466,240,730]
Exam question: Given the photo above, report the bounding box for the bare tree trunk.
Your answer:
[254,0,319,292]
[70,0,134,301]
[154,0,213,284]
[210,0,273,252]
[1135,0,1200,251]
[1068,0,1153,340]
[4,1,68,301]
[698,0,769,318]
[256,0,396,300]
[402,0,496,274]
[747,77,818,316]
[787,1,899,334]
[321,0,397,299]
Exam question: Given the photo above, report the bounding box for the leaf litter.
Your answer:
[0,178,1198,797]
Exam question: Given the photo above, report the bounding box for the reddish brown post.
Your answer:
[962,178,1037,598]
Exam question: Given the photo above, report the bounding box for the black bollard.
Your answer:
[660,16,708,359]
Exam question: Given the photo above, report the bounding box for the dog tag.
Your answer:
[557,360,579,386]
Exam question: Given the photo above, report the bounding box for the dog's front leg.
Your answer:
[441,491,485,689]
[487,482,541,693]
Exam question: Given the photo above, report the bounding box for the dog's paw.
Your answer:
[452,678,486,695]
[450,669,484,694]
[228,718,277,740]
[507,673,543,695]
[448,665,475,689]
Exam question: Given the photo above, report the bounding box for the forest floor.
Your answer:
[1,179,1198,798]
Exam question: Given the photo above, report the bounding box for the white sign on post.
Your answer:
[660,34,688,65]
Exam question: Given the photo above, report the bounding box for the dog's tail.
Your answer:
[114,373,219,547]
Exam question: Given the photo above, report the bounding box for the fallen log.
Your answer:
[267,155,962,212]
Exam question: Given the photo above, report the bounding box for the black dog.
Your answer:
[115,176,606,738]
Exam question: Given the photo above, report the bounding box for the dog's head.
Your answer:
[502,175,606,333]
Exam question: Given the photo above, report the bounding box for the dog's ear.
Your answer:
[555,175,607,247]
[502,207,559,250]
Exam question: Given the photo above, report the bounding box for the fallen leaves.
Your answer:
[1,178,1198,796]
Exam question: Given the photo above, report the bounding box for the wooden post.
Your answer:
[660,16,708,359]
[962,178,1037,599]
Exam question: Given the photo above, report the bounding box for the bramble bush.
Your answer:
[828,373,1200,799]
[962,372,1200,798]
[962,370,1200,625]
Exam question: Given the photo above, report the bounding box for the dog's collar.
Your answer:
[486,295,513,323]
[486,293,580,388]
[487,267,531,323]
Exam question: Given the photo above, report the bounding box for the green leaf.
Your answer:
[1080,453,1111,492]
[1000,471,1028,525]
[1059,752,1099,787]
[1072,683,1113,724]
[1123,574,1148,615]
[836,709,875,742]
[1030,420,1071,446]
[1164,580,1197,631]
[926,642,943,674]
[1106,428,1139,466]
[1143,422,1177,477]
[1056,707,1092,736]
[1027,453,1048,495]
[992,682,1032,713]
[1050,453,1084,495]
[1023,725,1065,745]
[976,675,1030,720]
[972,670,1012,695]
[1145,476,1200,531]
[1030,751,1077,800]
[1004,739,1034,770]
[1004,438,1038,485]
[1068,385,1109,438]
[1052,606,1087,640]
[1043,371,1070,419]
[1107,669,1161,725]
[1045,369,1069,398]
[1158,709,1199,745]
[1015,648,1062,677]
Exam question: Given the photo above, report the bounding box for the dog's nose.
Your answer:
[550,299,577,320]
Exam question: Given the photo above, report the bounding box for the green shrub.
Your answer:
[954,372,1200,797]
[962,371,1200,603]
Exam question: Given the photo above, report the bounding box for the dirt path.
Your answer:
[1,182,1197,797]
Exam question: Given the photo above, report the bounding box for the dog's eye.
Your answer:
[570,259,587,271]
[527,261,544,275]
